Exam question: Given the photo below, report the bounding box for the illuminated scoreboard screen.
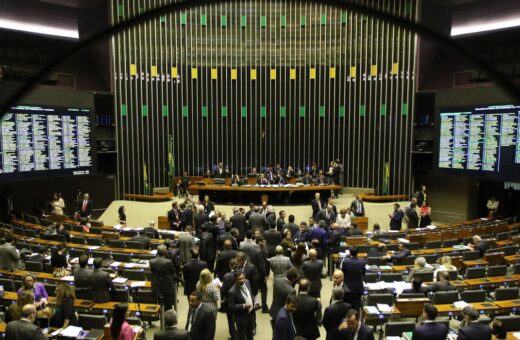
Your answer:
[437,104,520,180]
[0,105,95,180]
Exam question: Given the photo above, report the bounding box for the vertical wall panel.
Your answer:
[112,0,417,195]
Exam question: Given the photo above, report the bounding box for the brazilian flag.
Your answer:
[143,162,150,195]
[383,162,390,195]
[168,134,175,191]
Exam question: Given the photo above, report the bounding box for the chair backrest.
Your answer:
[461,290,486,303]
[412,271,434,283]
[122,269,147,281]
[75,288,92,300]
[90,227,103,234]
[503,246,517,256]
[513,263,520,275]
[120,230,138,238]
[72,225,84,233]
[407,243,422,251]
[144,232,156,239]
[422,254,439,264]
[78,314,107,329]
[399,256,416,266]
[52,234,67,242]
[13,227,25,236]
[108,239,126,248]
[367,293,395,306]
[43,263,54,273]
[91,250,111,260]
[30,244,45,253]
[139,254,155,261]
[494,316,520,332]
[465,267,486,279]
[380,273,403,283]
[133,289,157,303]
[25,261,43,272]
[462,251,480,261]
[442,239,459,247]
[487,265,508,277]
[70,236,86,245]
[126,241,145,250]
[24,229,37,237]
[384,321,416,337]
[437,270,458,281]
[69,248,86,258]
[398,293,427,299]
[87,238,103,246]
[43,283,56,296]
[112,253,132,262]
[367,257,386,266]
[496,232,509,241]
[425,241,442,249]
[495,287,519,301]
[0,278,15,291]
[113,288,129,302]
[364,273,377,283]
[432,291,459,304]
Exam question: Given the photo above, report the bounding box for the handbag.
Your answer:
[53,267,68,278]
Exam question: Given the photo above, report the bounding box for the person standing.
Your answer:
[51,192,65,215]
[270,268,298,329]
[0,234,21,270]
[196,269,220,318]
[301,249,323,298]
[118,206,126,223]
[227,272,258,340]
[340,247,366,310]
[186,291,216,340]
[51,283,78,328]
[389,203,404,231]
[329,309,374,340]
[311,193,325,218]
[350,195,365,217]
[269,246,293,278]
[77,193,92,219]
[419,202,432,228]
[89,257,115,303]
[150,245,177,311]
[404,198,419,229]
[167,202,181,230]
[323,287,352,340]
[273,294,298,340]
[411,304,448,340]
[154,309,190,340]
[293,279,321,340]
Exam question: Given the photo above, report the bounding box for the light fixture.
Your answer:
[0,17,79,39]
[451,17,520,36]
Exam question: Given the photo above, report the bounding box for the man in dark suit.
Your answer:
[89,257,115,303]
[77,192,93,218]
[270,267,299,327]
[6,304,46,340]
[340,247,366,310]
[293,279,321,340]
[329,309,374,340]
[311,193,325,218]
[401,278,427,296]
[154,309,190,340]
[249,208,267,232]
[426,271,456,293]
[167,202,182,230]
[194,206,209,234]
[214,239,237,280]
[0,235,21,270]
[282,215,299,237]
[383,243,411,265]
[301,249,323,298]
[350,195,365,217]
[129,232,151,249]
[404,198,419,229]
[185,290,216,340]
[276,210,286,232]
[230,207,247,240]
[469,235,490,258]
[367,244,387,258]
[150,245,177,311]
[143,221,160,239]
[213,162,226,179]
[72,254,92,289]
[347,223,364,236]
[221,259,240,340]
[457,305,492,340]
[236,252,260,298]
[411,304,448,340]
[202,195,215,215]
[179,203,193,231]
[182,248,208,298]
[323,287,352,340]
[389,203,404,231]
[316,205,337,227]
[227,272,258,340]
[274,294,298,340]
[264,223,282,258]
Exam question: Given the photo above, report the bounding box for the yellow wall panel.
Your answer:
[191,68,198,79]
[350,66,357,78]
[171,67,178,78]
[310,68,316,79]
[211,68,218,80]
[251,69,257,80]
[130,64,137,76]
[270,69,276,80]
[151,65,157,77]
[231,68,237,80]
[290,68,296,80]
[329,67,336,79]
[392,63,399,75]
[371,65,378,76]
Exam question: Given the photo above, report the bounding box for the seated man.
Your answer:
[468,235,490,258]
[412,303,448,340]
[401,278,427,296]
[406,257,433,282]
[427,271,456,292]
[458,305,492,340]
[367,244,387,258]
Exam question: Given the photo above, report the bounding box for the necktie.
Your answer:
[351,330,357,340]
[318,201,321,210]
[82,200,87,212]
[357,202,361,214]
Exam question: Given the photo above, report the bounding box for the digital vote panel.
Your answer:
[0,105,94,180]
[437,104,520,180]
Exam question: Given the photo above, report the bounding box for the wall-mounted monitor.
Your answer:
[436,104,520,181]
[0,105,95,181]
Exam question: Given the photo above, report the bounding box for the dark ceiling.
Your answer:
[32,0,106,9]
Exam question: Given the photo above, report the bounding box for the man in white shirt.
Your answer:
[335,208,351,229]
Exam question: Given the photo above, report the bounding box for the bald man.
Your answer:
[214,239,238,280]
[301,249,323,298]
[6,304,46,340]
[293,279,322,340]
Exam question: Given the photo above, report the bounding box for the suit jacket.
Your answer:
[129,235,151,249]
[185,304,216,340]
[427,281,457,293]
[89,268,115,303]
[457,322,492,340]
[341,257,366,294]
[241,262,260,295]
[412,322,449,340]
[350,200,365,216]
[227,282,256,326]
[240,240,262,266]
[180,208,194,230]
[203,201,215,215]
[276,218,286,232]
[154,327,191,340]
[269,255,293,277]
[274,307,296,340]
[301,259,323,296]
[142,226,160,239]
[311,199,325,217]
[404,206,419,229]
[249,213,267,230]
[220,270,239,310]
[264,229,282,257]
[214,249,237,280]
[73,267,92,289]
[282,223,298,237]
[329,323,374,340]
[182,259,208,296]
[316,209,337,226]
[0,242,21,270]
[6,319,46,340]
[167,208,181,229]
[407,266,433,282]
[323,301,352,339]
[77,199,93,217]
[390,249,412,265]
[348,228,364,236]
[270,277,296,319]
[230,213,247,237]
[150,256,176,297]
[367,248,386,258]
[194,213,209,231]
[390,210,404,230]
[293,294,321,340]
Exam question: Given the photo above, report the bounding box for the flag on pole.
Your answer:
[168,134,175,191]
[383,162,390,195]
[143,162,150,195]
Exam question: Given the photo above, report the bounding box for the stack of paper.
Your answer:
[397,238,410,244]
[130,281,146,288]
[124,263,135,268]
[377,303,392,313]
[110,261,122,267]
[453,301,470,309]
[60,326,83,337]
[512,332,520,339]
[60,276,75,282]
[113,277,128,284]
[365,306,379,314]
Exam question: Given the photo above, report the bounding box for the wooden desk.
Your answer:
[362,306,401,320]
[464,276,517,288]
[92,302,160,318]
[395,298,431,317]
[2,291,95,310]
[505,255,520,264]
[494,299,520,312]
[463,259,489,268]
[435,302,499,316]
[122,193,173,202]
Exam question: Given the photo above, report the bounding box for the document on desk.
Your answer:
[130,281,146,288]
[512,332,520,340]
[60,326,84,337]
[124,263,135,268]
[60,276,75,282]
[365,306,379,314]
[110,261,122,267]
[113,277,128,284]
[377,303,392,313]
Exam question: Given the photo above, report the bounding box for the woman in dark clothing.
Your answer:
[118,205,126,223]
[50,243,68,270]
[51,283,78,328]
